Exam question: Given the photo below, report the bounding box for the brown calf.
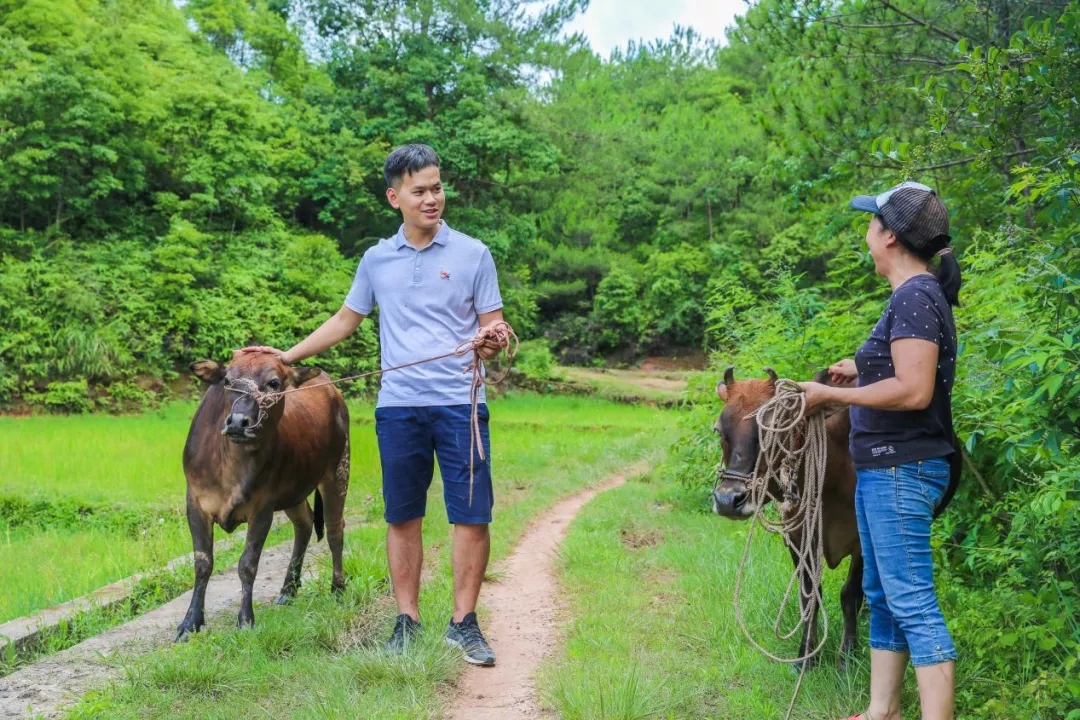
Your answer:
[175,351,350,641]
[712,366,863,669]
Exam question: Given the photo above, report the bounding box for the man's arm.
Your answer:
[244,305,365,365]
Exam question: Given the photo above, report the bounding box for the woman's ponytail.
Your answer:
[935,248,962,307]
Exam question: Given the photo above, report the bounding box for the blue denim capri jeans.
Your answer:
[855,458,958,667]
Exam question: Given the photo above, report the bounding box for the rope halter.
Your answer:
[223,376,282,436]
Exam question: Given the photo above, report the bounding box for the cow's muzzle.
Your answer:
[223,413,257,442]
[712,470,754,518]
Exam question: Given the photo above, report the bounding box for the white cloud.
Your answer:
[563,0,746,56]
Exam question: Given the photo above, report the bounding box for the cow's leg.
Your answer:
[319,470,348,594]
[276,500,314,605]
[237,505,275,629]
[838,551,865,669]
[175,500,214,642]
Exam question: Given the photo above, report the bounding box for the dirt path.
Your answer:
[446,460,648,720]
[0,540,329,719]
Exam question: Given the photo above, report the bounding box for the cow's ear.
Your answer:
[191,360,225,384]
[716,381,729,402]
[290,365,321,387]
[811,368,831,386]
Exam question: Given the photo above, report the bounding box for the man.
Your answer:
[244,144,506,666]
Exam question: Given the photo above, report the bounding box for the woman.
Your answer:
[800,181,962,720]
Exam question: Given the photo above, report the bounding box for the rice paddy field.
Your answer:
[0,395,669,626]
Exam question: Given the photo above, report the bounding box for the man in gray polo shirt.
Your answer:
[243,144,507,666]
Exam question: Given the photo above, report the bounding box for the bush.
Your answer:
[514,338,559,381]
[40,379,92,413]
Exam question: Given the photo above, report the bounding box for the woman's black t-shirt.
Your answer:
[850,275,957,469]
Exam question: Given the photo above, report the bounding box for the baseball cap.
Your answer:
[850,181,951,253]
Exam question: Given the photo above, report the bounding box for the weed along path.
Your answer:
[0,538,330,719]
[447,460,650,719]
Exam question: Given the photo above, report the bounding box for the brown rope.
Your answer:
[731,378,829,720]
[226,320,518,505]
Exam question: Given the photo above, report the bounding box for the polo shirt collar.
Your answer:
[394,222,451,250]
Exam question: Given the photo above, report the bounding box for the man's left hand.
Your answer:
[476,337,503,360]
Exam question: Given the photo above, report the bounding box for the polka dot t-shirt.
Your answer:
[850,274,957,469]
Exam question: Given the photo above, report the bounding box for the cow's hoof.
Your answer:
[174,622,201,643]
[274,593,293,606]
[237,613,255,630]
[331,579,346,596]
[790,657,819,674]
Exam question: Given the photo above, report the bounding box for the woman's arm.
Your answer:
[801,338,939,412]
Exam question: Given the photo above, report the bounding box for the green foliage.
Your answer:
[592,266,644,353]
[513,338,558,381]
[38,379,91,413]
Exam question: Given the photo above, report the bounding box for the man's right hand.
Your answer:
[828,359,858,386]
[241,346,291,364]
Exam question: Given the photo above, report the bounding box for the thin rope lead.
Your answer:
[226,321,518,505]
[731,378,829,720]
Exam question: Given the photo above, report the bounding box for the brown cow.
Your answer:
[175,351,350,641]
[712,366,863,669]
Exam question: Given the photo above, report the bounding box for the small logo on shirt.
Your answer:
[871,445,897,457]
[440,270,450,279]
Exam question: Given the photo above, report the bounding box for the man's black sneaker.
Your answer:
[383,614,421,654]
[445,612,496,666]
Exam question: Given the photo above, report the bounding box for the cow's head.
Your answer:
[191,351,321,445]
[711,366,780,519]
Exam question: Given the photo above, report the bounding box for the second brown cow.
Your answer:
[712,366,863,669]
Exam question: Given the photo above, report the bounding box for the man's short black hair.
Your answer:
[383,144,440,188]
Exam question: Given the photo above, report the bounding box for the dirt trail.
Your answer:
[0,540,328,719]
[446,460,648,720]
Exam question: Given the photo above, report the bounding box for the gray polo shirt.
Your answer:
[343,222,503,407]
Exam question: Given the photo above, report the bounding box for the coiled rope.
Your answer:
[731,378,829,719]
[225,321,518,505]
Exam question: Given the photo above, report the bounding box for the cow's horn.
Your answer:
[723,366,735,385]
[764,366,778,383]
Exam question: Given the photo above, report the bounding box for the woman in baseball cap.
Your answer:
[801,181,962,720]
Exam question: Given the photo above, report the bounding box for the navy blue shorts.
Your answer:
[374,404,493,525]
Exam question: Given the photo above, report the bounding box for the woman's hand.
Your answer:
[828,359,858,387]
[798,381,842,413]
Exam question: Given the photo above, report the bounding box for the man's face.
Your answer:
[386,165,444,230]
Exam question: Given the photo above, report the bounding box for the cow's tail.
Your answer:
[313,490,325,542]
[934,432,963,519]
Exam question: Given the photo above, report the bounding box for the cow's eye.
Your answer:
[266,378,281,391]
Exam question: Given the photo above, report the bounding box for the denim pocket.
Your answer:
[915,458,950,508]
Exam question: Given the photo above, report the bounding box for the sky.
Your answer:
[562,0,748,56]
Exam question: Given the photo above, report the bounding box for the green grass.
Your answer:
[62,397,678,718]
[557,367,691,405]
[2,395,648,624]
[538,474,1009,719]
